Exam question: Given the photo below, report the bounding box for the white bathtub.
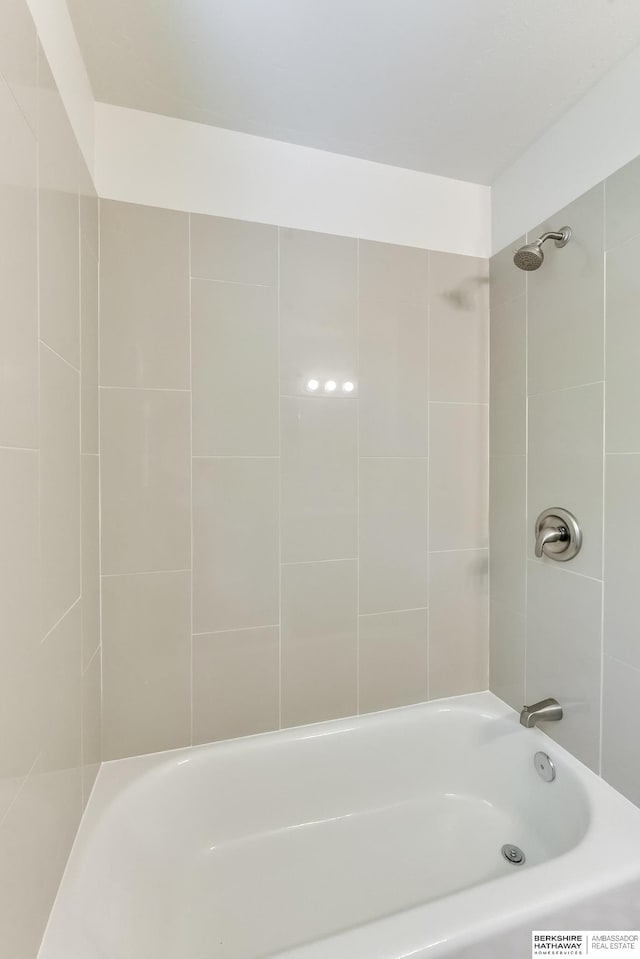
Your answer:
[39,692,640,959]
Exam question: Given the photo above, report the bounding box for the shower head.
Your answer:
[513,226,572,271]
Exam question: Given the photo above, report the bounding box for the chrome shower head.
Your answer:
[513,226,572,271]
[513,242,545,271]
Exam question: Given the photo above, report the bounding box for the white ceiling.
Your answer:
[67,0,640,185]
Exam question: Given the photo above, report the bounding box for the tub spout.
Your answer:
[520,698,563,728]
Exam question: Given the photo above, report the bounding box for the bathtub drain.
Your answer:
[501,844,525,865]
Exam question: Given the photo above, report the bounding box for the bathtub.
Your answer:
[39,692,640,959]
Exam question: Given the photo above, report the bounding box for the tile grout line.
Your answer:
[188,213,195,747]
[356,238,360,715]
[277,226,283,730]
[426,250,431,702]
[599,185,607,777]
[40,596,81,646]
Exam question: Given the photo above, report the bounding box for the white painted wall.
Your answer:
[492,41,640,253]
[94,103,491,257]
[24,0,94,174]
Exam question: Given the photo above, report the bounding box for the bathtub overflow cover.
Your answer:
[501,844,525,865]
[534,751,556,783]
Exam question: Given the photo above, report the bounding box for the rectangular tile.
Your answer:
[489,601,526,712]
[0,78,38,449]
[81,649,101,807]
[38,602,82,774]
[38,52,80,369]
[528,383,603,580]
[358,608,428,714]
[602,655,640,806]
[191,278,278,456]
[429,252,489,403]
[489,237,525,308]
[100,200,189,388]
[40,345,81,634]
[81,240,99,454]
[428,550,488,699]
[526,561,602,772]
[102,572,191,760]
[0,0,37,133]
[281,396,357,563]
[527,185,604,394]
[81,455,100,670]
[605,234,640,452]
[359,240,428,457]
[604,454,640,671]
[193,627,279,744]
[193,457,279,632]
[359,457,428,614]
[0,449,39,818]
[0,757,82,959]
[281,560,357,727]
[489,454,526,613]
[429,403,488,551]
[606,153,640,252]
[190,214,277,285]
[280,228,357,397]
[100,388,191,575]
[490,294,526,456]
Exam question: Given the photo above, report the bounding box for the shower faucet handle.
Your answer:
[534,524,568,558]
[534,508,582,562]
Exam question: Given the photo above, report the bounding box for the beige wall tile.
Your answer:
[0,759,82,959]
[81,240,99,454]
[0,78,38,450]
[605,154,640,252]
[38,51,80,369]
[100,200,189,388]
[79,160,98,260]
[489,602,526,712]
[102,572,191,760]
[429,252,489,403]
[281,396,357,563]
[605,234,640,452]
[0,449,39,818]
[359,240,428,457]
[280,228,357,396]
[528,383,603,580]
[81,454,100,670]
[191,279,278,456]
[604,454,640,671]
[81,649,101,808]
[37,602,82,774]
[193,457,279,632]
[428,549,488,699]
[281,560,357,727]
[489,237,525,308]
[359,609,428,713]
[526,561,602,771]
[0,0,37,134]
[190,214,277,285]
[602,656,640,806]
[489,454,526,613]
[527,185,604,394]
[429,403,488,551]
[193,627,279,744]
[490,294,526,456]
[100,388,191,574]
[359,457,428,615]
[40,344,81,635]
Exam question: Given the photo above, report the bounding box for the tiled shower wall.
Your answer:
[490,156,640,806]
[0,1,101,954]
[99,200,489,760]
